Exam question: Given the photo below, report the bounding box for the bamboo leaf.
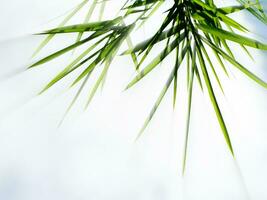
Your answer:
[192,0,248,31]
[75,0,98,48]
[201,36,267,88]
[198,24,267,50]
[126,33,186,89]
[135,44,189,140]
[29,35,101,68]
[32,0,89,57]
[39,38,105,93]
[122,26,186,54]
[182,44,196,175]
[196,40,234,156]
[40,18,123,34]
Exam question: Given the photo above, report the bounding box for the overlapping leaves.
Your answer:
[30,0,267,174]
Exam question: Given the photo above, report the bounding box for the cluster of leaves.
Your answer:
[30,0,267,174]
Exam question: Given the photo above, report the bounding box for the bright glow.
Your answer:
[0,0,267,199]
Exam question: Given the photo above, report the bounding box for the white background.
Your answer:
[0,0,267,199]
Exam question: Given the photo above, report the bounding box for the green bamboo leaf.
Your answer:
[137,1,163,29]
[30,0,267,171]
[72,25,134,87]
[71,57,101,87]
[126,33,186,89]
[121,20,139,69]
[75,0,98,48]
[226,24,254,60]
[182,44,196,175]
[192,0,248,31]
[85,26,134,108]
[198,24,267,50]
[98,0,107,21]
[29,34,101,68]
[136,4,180,67]
[135,44,189,140]
[186,48,190,89]
[213,49,229,76]
[122,25,186,54]
[126,35,139,69]
[237,0,267,24]
[40,18,123,34]
[200,43,225,94]
[221,39,235,59]
[196,40,234,156]
[85,58,112,109]
[124,0,162,9]
[195,64,204,91]
[218,2,258,14]
[39,37,105,94]
[32,0,89,57]
[173,47,179,108]
[58,69,93,126]
[201,36,267,89]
